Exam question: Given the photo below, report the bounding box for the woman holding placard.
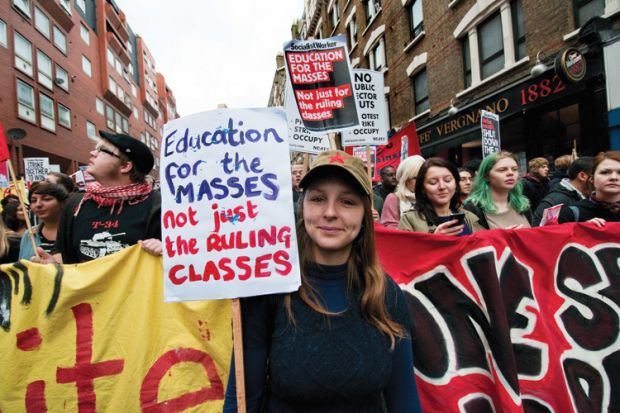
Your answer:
[463,151,532,229]
[223,150,422,412]
[558,151,620,225]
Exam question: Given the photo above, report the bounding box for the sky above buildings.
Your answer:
[116,0,304,117]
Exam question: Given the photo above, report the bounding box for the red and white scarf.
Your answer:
[74,182,152,216]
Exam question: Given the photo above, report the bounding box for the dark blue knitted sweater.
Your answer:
[223,263,422,412]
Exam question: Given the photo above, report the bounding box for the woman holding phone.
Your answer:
[398,158,482,235]
[463,151,532,229]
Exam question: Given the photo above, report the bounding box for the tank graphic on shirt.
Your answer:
[80,231,128,259]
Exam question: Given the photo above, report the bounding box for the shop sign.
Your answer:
[555,48,586,83]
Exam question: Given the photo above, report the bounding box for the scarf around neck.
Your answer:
[590,192,620,215]
[74,182,152,216]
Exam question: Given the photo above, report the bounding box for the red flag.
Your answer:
[0,123,11,162]
[374,121,420,180]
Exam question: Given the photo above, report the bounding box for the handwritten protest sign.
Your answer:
[161,108,301,301]
[23,157,49,183]
[481,110,501,158]
[342,69,387,146]
[352,146,376,177]
[284,35,359,133]
[285,85,331,154]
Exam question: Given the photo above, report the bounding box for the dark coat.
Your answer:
[533,182,584,226]
[558,199,620,223]
[521,174,550,211]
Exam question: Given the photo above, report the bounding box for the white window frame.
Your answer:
[55,64,69,91]
[412,69,429,115]
[369,38,386,71]
[53,26,66,54]
[86,121,97,140]
[82,55,92,77]
[14,32,33,77]
[346,9,358,50]
[80,23,90,45]
[76,0,86,13]
[329,0,340,28]
[13,0,31,18]
[59,0,71,15]
[17,79,36,123]
[107,48,115,66]
[114,58,122,75]
[0,19,6,48]
[108,76,117,95]
[39,93,56,132]
[34,7,50,39]
[408,0,424,38]
[133,106,139,119]
[96,97,104,115]
[37,50,53,90]
[58,103,71,128]
[106,106,115,130]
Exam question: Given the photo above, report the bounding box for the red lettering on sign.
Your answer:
[56,303,124,413]
[25,380,47,413]
[140,348,224,412]
[16,328,42,351]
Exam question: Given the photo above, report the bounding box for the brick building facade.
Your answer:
[275,0,620,166]
[0,0,178,178]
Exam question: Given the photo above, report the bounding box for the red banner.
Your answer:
[376,222,620,413]
[374,122,420,180]
[0,123,10,162]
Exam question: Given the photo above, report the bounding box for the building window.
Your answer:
[58,103,71,128]
[462,36,472,88]
[86,121,96,139]
[364,0,381,23]
[96,97,104,115]
[478,12,504,79]
[122,118,129,133]
[106,106,114,129]
[76,0,86,13]
[114,58,122,75]
[0,19,6,48]
[108,77,117,95]
[408,0,424,38]
[37,50,53,90]
[511,0,526,60]
[14,32,33,76]
[127,41,133,54]
[107,48,115,66]
[574,0,605,27]
[82,55,92,77]
[34,7,50,39]
[115,112,122,133]
[80,23,90,45]
[369,38,386,71]
[131,84,137,97]
[133,106,139,119]
[53,26,66,54]
[13,0,31,18]
[412,70,429,115]
[347,14,357,50]
[39,93,56,132]
[55,64,68,91]
[17,79,36,123]
[59,0,71,15]
[329,2,340,29]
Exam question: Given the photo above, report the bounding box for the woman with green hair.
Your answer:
[463,151,532,229]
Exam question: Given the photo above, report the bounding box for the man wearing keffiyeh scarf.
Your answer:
[32,131,162,264]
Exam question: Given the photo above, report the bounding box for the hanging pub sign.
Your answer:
[555,47,586,83]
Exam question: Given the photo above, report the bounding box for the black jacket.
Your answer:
[533,182,584,226]
[463,201,532,230]
[521,175,550,211]
[558,199,620,223]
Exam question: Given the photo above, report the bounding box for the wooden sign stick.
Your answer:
[232,298,247,413]
[6,161,39,258]
[366,145,374,209]
[302,153,309,176]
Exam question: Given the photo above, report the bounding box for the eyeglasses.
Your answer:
[95,144,121,159]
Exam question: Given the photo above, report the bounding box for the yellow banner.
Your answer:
[0,246,232,412]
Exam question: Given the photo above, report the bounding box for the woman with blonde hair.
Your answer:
[224,150,422,412]
[380,155,425,228]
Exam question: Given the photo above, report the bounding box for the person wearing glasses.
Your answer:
[33,131,162,264]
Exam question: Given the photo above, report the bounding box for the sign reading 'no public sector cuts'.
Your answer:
[161,108,301,301]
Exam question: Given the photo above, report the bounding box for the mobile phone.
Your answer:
[448,212,466,226]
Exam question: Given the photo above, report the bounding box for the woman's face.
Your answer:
[459,170,473,196]
[405,176,416,192]
[303,176,365,265]
[423,166,456,209]
[592,158,620,200]
[16,203,26,221]
[30,193,64,222]
[487,157,519,193]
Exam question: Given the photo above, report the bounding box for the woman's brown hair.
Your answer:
[287,172,405,349]
[590,151,620,177]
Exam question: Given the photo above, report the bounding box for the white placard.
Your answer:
[161,108,301,301]
[285,85,331,154]
[24,157,50,183]
[342,69,387,146]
